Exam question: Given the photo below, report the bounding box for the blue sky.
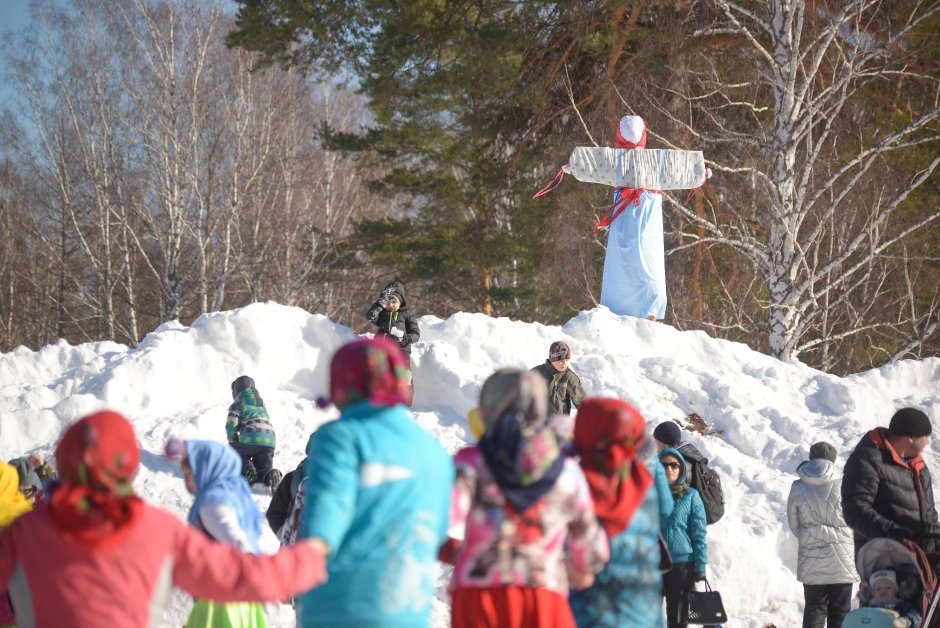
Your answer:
[0,0,31,30]
[0,0,33,111]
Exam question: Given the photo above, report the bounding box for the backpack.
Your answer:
[276,460,308,546]
[683,449,725,525]
[277,476,307,546]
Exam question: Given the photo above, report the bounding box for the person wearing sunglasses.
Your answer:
[658,448,709,628]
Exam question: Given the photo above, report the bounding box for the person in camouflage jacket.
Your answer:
[530,341,586,416]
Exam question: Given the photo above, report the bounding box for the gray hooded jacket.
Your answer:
[787,458,858,584]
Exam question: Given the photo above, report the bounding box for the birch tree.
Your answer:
[662,0,940,366]
[3,1,148,343]
[118,0,226,322]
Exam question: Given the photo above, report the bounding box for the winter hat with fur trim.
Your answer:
[888,407,932,437]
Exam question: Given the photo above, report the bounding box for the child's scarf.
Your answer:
[574,398,653,538]
[49,411,145,550]
[477,370,565,511]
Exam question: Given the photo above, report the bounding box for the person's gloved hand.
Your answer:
[889,525,917,543]
[378,288,392,307]
[694,572,706,582]
[389,327,404,340]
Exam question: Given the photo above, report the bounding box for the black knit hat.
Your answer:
[653,421,682,447]
[809,441,837,463]
[549,341,571,361]
[888,407,932,437]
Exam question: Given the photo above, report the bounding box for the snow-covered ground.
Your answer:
[1,301,938,626]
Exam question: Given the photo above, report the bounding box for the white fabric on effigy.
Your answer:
[566,147,707,190]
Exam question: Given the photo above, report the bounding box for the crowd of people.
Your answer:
[0,281,937,628]
[788,407,939,628]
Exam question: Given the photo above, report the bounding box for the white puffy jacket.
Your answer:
[787,458,859,584]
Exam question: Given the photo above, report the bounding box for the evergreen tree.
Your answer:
[227,0,655,317]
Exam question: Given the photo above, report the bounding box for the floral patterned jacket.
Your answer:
[449,446,609,596]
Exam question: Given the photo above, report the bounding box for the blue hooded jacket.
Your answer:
[297,401,453,628]
[659,447,708,572]
[186,440,263,554]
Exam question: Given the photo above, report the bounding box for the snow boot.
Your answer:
[265,468,283,495]
[242,460,258,485]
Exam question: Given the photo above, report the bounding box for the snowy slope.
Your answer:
[1,301,938,626]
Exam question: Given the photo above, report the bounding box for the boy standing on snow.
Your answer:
[227,375,281,492]
[367,281,419,403]
[530,340,586,416]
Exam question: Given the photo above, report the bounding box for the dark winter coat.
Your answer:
[841,428,940,555]
[530,361,586,416]
[366,281,420,355]
[266,458,306,534]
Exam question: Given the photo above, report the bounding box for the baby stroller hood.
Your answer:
[857,538,921,584]
[857,537,939,621]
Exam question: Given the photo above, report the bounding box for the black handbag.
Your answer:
[677,579,728,625]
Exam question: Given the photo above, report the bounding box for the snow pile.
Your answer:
[1,301,938,627]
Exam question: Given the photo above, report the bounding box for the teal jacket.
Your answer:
[570,451,673,627]
[297,401,454,628]
[660,448,708,572]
